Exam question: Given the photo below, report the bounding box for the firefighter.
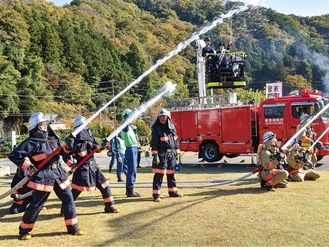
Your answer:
[121,109,141,197]
[259,131,289,191]
[8,112,83,240]
[297,113,321,165]
[150,108,183,202]
[286,142,321,181]
[63,116,120,213]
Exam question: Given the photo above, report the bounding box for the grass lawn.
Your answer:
[0,166,329,246]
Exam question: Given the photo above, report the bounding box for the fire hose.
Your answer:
[0,82,176,207]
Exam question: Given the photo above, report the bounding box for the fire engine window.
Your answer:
[291,102,314,119]
[264,105,285,118]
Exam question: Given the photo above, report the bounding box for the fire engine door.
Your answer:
[262,104,286,140]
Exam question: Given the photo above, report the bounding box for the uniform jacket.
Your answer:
[8,126,70,192]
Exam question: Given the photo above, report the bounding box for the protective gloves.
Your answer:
[273,151,285,162]
[64,135,74,150]
[28,164,38,175]
[152,154,160,166]
[99,139,108,151]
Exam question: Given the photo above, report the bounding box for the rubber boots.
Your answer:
[126,188,141,197]
[117,175,124,182]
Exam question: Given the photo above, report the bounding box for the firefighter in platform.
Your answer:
[121,109,141,197]
[202,37,217,82]
[297,113,321,165]
[259,131,289,191]
[150,108,183,202]
[286,142,320,181]
[8,112,83,240]
[201,36,216,57]
[63,116,120,213]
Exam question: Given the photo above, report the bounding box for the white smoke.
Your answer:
[300,44,329,94]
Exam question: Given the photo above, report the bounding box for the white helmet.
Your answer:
[73,116,86,129]
[28,112,48,131]
[263,131,277,143]
[300,113,309,123]
[158,108,170,118]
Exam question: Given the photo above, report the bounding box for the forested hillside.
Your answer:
[1,0,329,138]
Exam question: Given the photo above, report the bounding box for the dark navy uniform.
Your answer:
[64,128,119,213]
[150,110,182,201]
[8,125,80,237]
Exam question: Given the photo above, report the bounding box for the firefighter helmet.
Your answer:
[28,112,48,131]
[204,37,211,42]
[73,116,86,129]
[122,109,132,118]
[300,113,309,123]
[157,108,170,118]
[263,131,277,143]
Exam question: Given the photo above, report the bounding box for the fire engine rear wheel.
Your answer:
[204,143,222,162]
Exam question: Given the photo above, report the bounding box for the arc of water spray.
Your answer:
[103,81,176,142]
[72,4,250,137]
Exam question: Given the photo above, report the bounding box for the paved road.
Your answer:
[1,151,329,175]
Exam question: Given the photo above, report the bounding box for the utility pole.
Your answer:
[110,80,117,125]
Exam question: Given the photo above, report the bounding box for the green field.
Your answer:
[0,167,328,246]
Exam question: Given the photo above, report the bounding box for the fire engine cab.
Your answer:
[169,41,329,162]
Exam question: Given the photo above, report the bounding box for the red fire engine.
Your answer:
[170,89,329,162]
[169,41,329,162]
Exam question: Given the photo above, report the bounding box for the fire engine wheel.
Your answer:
[317,156,323,162]
[204,143,223,162]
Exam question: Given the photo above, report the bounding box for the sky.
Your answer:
[49,0,329,17]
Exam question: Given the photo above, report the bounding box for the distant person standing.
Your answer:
[150,108,183,202]
[108,138,116,173]
[111,133,126,182]
[131,125,142,168]
[121,109,141,197]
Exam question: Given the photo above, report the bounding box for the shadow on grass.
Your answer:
[0,231,67,241]
[95,180,269,246]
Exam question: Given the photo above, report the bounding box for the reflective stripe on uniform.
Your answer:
[152,168,166,174]
[27,181,53,192]
[65,217,78,226]
[167,169,175,174]
[71,184,96,191]
[22,158,31,170]
[66,159,73,167]
[20,220,35,229]
[267,161,275,170]
[32,153,47,161]
[262,170,279,186]
[103,196,114,204]
[153,189,160,195]
[101,181,110,189]
[78,150,88,157]
[59,179,71,190]
[168,187,177,192]
[160,136,169,142]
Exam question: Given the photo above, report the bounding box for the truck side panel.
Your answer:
[220,106,253,153]
[171,110,199,152]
